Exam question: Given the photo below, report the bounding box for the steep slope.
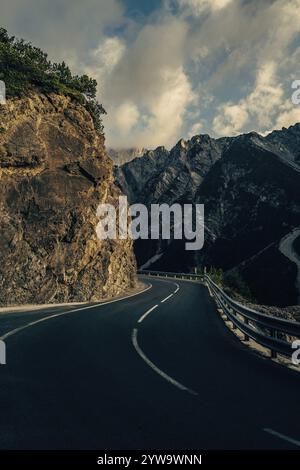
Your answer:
[195,134,300,306]
[0,93,136,306]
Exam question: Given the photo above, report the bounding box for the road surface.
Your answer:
[0,276,300,450]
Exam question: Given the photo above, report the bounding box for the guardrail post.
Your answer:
[271,349,277,359]
[243,318,249,342]
[270,329,277,358]
[227,305,237,329]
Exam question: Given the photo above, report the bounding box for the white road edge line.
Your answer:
[0,283,153,342]
[132,328,198,396]
[161,293,174,303]
[263,428,300,448]
[138,305,158,324]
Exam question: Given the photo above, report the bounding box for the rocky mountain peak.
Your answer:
[265,123,300,163]
[177,138,188,149]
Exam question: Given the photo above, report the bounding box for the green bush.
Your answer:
[204,265,255,302]
[0,27,106,131]
[207,267,224,286]
[224,271,254,301]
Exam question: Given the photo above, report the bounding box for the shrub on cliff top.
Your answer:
[0,27,106,131]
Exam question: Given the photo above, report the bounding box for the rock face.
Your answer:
[117,126,300,306]
[0,93,137,306]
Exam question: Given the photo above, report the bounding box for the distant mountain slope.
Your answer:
[115,135,232,204]
[195,133,300,306]
[116,125,300,306]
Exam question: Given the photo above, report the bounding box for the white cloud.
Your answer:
[91,37,126,81]
[113,101,140,135]
[101,17,195,148]
[72,0,300,143]
[134,67,195,147]
[0,0,125,62]
[213,62,286,136]
[186,0,300,93]
[2,0,300,146]
[246,63,284,128]
[177,0,233,15]
[213,104,249,136]
[188,122,203,137]
[106,66,195,148]
[272,101,300,131]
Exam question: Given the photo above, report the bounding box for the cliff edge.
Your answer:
[0,93,137,305]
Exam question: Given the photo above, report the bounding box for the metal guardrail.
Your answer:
[139,269,300,359]
[138,270,203,281]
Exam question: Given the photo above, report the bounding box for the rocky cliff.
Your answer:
[0,93,137,306]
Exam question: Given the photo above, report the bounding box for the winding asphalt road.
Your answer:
[0,276,300,450]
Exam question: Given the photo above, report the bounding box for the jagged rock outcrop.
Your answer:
[0,93,137,306]
[266,123,300,164]
[115,135,229,204]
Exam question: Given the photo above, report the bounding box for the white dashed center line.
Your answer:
[132,328,198,396]
[138,305,158,324]
[161,293,174,303]
[132,280,198,396]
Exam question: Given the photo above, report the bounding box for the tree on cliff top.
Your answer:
[0,27,106,131]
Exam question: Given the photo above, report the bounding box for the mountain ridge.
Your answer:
[116,124,300,307]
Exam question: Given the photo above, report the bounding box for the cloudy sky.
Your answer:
[1,0,300,148]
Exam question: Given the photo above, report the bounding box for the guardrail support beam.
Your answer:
[271,349,277,359]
